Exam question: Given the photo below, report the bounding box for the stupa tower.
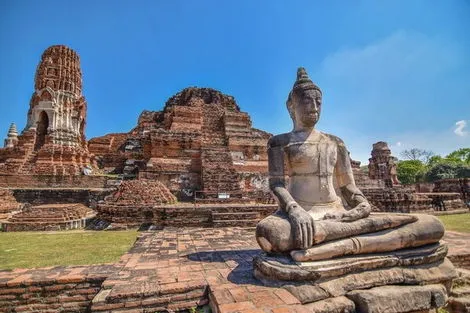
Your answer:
[25,45,87,148]
[3,123,18,148]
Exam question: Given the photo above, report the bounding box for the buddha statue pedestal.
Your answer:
[254,235,456,312]
[252,68,456,312]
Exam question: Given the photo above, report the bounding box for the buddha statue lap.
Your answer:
[255,68,445,262]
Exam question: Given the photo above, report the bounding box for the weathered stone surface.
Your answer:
[303,296,356,313]
[447,268,470,313]
[368,141,400,187]
[291,214,444,262]
[346,284,447,313]
[448,296,470,313]
[254,243,450,282]
[283,283,330,304]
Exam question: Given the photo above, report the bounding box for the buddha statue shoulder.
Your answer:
[256,67,445,262]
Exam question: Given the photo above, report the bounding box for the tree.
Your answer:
[400,148,434,163]
[445,148,470,164]
[424,162,470,182]
[427,155,444,167]
[396,160,426,185]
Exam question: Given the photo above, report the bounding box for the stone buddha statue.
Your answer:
[255,67,445,262]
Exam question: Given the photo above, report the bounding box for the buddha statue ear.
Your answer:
[286,91,295,120]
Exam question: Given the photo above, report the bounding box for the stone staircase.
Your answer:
[90,281,207,313]
[210,204,276,228]
[3,203,96,231]
[201,147,241,196]
[200,103,242,197]
[448,268,470,313]
[17,150,38,174]
[211,211,259,227]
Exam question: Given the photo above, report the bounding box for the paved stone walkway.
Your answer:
[443,231,470,256]
[92,227,305,312]
[1,228,469,312]
[91,228,470,312]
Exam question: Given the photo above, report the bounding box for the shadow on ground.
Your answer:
[187,249,264,285]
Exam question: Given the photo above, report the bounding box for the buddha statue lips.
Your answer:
[255,67,445,262]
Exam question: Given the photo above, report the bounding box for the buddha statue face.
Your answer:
[287,67,322,130]
[291,88,322,129]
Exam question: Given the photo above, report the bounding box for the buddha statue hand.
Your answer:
[324,202,371,222]
[288,202,314,249]
[341,202,371,222]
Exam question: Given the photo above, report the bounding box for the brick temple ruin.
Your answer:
[368,141,400,186]
[88,87,272,201]
[354,142,468,214]
[0,45,94,176]
[0,45,100,231]
[0,45,467,232]
[87,87,276,228]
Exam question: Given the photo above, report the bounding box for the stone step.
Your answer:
[452,286,470,297]
[212,219,259,228]
[448,296,470,313]
[91,282,207,312]
[210,205,277,213]
[211,211,259,221]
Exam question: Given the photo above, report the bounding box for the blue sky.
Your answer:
[1,0,469,164]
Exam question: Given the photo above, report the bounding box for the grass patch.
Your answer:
[0,230,138,270]
[438,213,470,233]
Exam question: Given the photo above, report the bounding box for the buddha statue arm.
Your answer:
[268,137,314,249]
[334,142,371,222]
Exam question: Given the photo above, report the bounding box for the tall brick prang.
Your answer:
[0,45,94,175]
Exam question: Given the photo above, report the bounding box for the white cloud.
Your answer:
[454,120,468,137]
[312,30,469,164]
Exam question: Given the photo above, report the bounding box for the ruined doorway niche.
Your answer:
[34,111,49,151]
[79,119,85,144]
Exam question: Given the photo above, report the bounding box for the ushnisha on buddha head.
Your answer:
[286,67,322,130]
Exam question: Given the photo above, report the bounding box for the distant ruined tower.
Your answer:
[368,141,400,187]
[25,45,87,148]
[0,45,94,175]
[4,123,18,148]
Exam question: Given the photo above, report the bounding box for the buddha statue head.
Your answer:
[286,67,322,130]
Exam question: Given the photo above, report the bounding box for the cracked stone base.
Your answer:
[253,243,457,312]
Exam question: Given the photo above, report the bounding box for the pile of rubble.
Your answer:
[3,203,95,231]
[0,189,22,220]
[106,179,177,205]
